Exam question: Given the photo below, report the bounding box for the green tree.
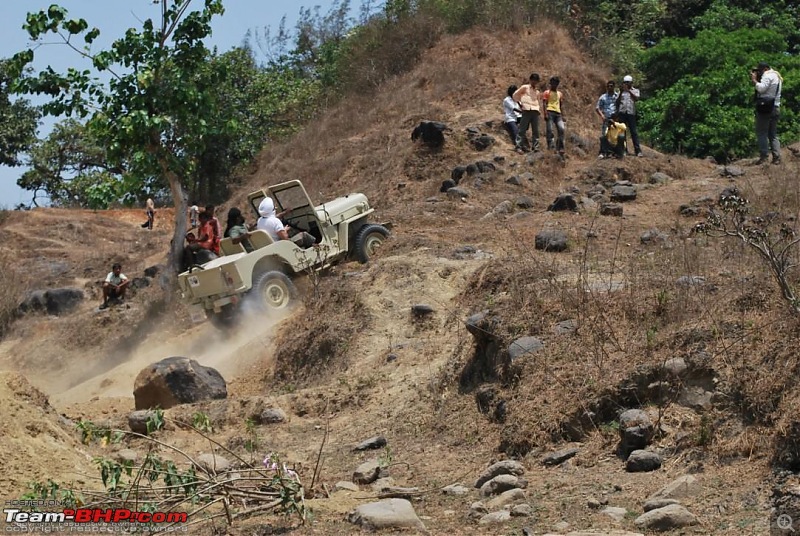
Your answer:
[0,59,39,167]
[9,0,224,274]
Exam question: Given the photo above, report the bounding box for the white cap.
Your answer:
[623,75,633,83]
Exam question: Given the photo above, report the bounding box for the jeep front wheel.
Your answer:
[253,271,298,312]
[354,224,389,263]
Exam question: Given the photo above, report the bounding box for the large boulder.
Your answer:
[133,357,227,410]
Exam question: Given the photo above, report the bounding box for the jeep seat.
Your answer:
[219,237,246,256]
[248,229,274,250]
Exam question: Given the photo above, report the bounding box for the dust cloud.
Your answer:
[52,305,295,406]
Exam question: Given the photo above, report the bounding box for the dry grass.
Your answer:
[0,253,29,337]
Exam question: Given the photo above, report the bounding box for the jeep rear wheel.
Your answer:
[254,271,298,312]
[354,224,389,263]
[209,304,238,330]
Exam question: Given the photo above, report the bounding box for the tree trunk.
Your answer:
[165,170,188,285]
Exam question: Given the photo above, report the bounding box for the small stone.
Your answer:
[128,410,157,435]
[259,408,287,424]
[442,484,470,496]
[548,193,578,212]
[515,196,535,209]
[663,358,687,377]
[676,275,705,287]
[508,336,545,362]
[587,497,605,509]
[602,506,628,522]
[678,386,713,411]
[611,185,637,202]
[446,187,469,199]
[648,475,700,500]
[520,172,534,181]
[386,354,398,363]
[493,200,514,214]
[335,481,360,492]
[469,501,488,520]
[600,203,624,217]
[625,450,662,472]
[480,474,527,497]
[353,459,382,485]
[348,498,425,530]
[643,498,680,512]
[486,488,526,510]
[440,179,457,192]
[353,435,387,451]
[479,510,512,525]
[553,319,577,335]
[535,229,568,252]
[474,460,526,488]
[649,172,671,185]
[195,453,231,473]
[511,503,533,517]
[634,504,698,531]
[411,304,434,317]
[640,229,669,244]
[506,175,523,186]
[542,447,579,466]
[370,477,396,492]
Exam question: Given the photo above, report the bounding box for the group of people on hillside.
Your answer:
[503,63,783,163]
[502,73,642,160]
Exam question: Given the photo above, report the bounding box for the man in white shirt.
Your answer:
[100,263,129,310]
[256,197,316,247]
[751,61,783,165]
[617,75,642,157]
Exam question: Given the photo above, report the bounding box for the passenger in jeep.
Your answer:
[256,197,316,248]
[224,207,254,253]
[100,263,129,310]
[182,211,220,270]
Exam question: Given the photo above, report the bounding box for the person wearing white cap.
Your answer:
[616,75,643,157]
[751,61,782,165]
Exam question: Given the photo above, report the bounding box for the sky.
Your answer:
[0,0,341,208]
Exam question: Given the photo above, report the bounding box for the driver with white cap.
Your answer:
[616,74,643,157]
[256,197,316,247]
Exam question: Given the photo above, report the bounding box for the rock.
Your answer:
[471,134,496,151]
[634,504,698,531]
[20,288,84,316]
[411,304,434,317]
[552,521,570,532]
[508,336,544,362]
[663,357,687,377]
[451,166,467,183]
[619,409,653,457]
[493,200,514,215]
[676,275,705,287]
[353,459,383,485]
[640,229,669,244]
[442,484,470,496]
[371,477,395,492]
[520,171,534,181]
[440,179,457,192]
[466,163,479,175]
[602,506,628,522]
[649,475,700,500]
[143,265,163,278]
[486,488,526,510]
[643,498,680,512]
[469,501,489,519]
[506,175,523,186]
[511,503,533,517]
[446,187,469,200]
[259,408,287,424]
[542,447,579,466]
[128,410,158,435]
[411,121,448,148]
[512,197,533,211]
[535,230,568,252]
[480,474,527,497]
[649,172,671,185]
[600,203,623,217]
[493,155,506,163]
[348,498,425,531]
[721,165,745,177]
[553,319,577,335]
[195,453,231,473]
[625,450,662,472]
[479,510,512,525]
[476,160,496,173]
[115,449,139,464]
[548,193,578,212]
[376,486,420,499]
[474,460,526,488]
[130,277,150,290]
[331,481,358,492]
[386,354,398,363]
[587,497,606,509]
[679,204,702,217]
[610,185,637,202]
[678,386,713,411]
[133,357,227,410]
[354,435,387,451]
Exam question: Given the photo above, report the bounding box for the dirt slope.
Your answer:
[0,26,798,534]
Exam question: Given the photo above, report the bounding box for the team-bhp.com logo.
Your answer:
[4,507,188,524]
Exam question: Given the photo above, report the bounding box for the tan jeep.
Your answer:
[177,180,389,327]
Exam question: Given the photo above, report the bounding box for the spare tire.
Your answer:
[253,271,298,312]
[354,224,389,264]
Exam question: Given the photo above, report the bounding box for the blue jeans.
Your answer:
[504,121,519,145]
[545,112,565,152]
[755,107,781,160]
[618,112,640,154]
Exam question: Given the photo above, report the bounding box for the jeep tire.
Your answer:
[209,303,238,330]
[253,271,298,312]
[354,224,389,264]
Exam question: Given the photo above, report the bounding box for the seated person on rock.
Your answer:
[100,263,129,310]
[256,197,316,248]
[600,117,627,159]
[224,207,254,253]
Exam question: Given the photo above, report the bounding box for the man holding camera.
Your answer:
[616,75,642,157]
[751,61,783,165]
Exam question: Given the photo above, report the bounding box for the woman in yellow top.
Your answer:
[542,76,566,155]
